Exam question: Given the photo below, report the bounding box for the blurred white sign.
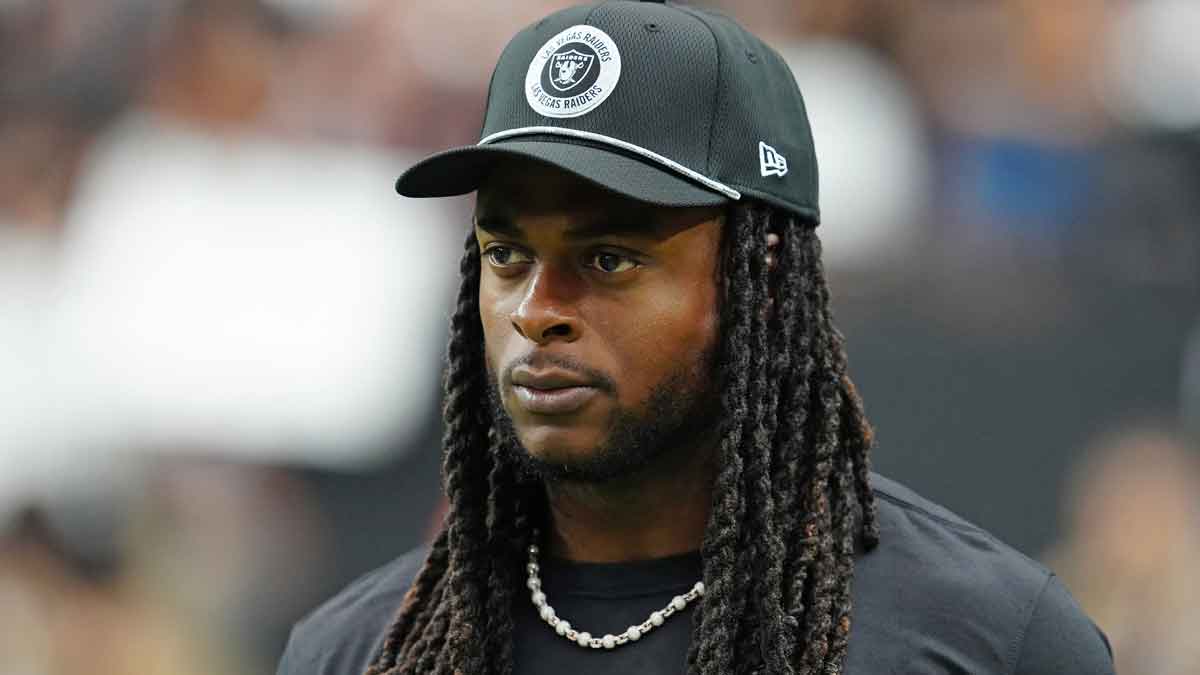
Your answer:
[779,40,931,269]
[0,112,459,518]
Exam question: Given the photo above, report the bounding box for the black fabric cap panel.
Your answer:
[676,5,820,223]
[395,139,729,208]
[480,2,719,180]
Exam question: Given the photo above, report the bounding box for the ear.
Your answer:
[765,231,780,272]
[762,231,781,319]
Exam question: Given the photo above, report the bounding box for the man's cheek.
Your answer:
[478,301,509,372]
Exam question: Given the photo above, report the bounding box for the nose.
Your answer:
[509,266,580,345]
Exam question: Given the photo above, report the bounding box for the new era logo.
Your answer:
[758,141,788,178]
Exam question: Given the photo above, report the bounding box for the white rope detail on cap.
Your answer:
[478,126,742,201]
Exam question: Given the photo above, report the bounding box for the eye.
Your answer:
[588,251,640,274]
[484,245,532,268]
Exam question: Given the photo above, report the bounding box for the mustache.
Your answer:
[501,353,617,395]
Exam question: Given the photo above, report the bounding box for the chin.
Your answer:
[517,424,605,465]
[509,421,661,485]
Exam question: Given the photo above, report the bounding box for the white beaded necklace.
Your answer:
[525,530,705,650]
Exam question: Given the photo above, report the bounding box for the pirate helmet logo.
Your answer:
[549,49,595,91]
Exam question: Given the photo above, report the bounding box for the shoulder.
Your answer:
[865,472,1048,589]
[847,473,1113,674]
[856,473,1051,638]
[276,546,430,675]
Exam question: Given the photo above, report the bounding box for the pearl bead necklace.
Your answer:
[525,531,705,650]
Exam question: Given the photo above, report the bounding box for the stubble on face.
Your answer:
[485,346,719,486]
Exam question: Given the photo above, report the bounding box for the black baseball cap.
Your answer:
[395,0,820,223]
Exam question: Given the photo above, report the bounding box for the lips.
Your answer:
[510,366,600,415]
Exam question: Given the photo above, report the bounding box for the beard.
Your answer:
[485,350,719,485]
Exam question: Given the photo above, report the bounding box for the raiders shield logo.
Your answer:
[549,49,595,92]
[525,25,621,119]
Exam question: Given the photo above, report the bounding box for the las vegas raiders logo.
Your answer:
[549,49,595,91]
[526,26,621,118]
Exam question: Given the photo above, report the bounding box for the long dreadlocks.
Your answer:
[365,198,880,675]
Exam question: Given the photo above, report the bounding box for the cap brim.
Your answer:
[395,139,730,208]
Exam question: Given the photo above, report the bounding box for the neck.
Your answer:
[541,441,717,563]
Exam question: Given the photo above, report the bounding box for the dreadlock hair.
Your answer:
[365,199,880,675]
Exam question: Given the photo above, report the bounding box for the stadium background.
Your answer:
[1,1,1198,673]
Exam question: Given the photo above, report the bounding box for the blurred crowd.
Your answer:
[1,1,1198,674]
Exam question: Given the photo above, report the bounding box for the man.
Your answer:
[278,2,1115,673]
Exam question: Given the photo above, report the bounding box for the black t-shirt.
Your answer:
[276,474,1114,674]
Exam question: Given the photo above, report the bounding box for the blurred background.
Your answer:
[1,0,1197,673]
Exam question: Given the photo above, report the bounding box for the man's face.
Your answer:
[475,161,724,482]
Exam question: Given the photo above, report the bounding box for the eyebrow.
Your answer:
[474,215,659,241]
[474,216,524,238]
